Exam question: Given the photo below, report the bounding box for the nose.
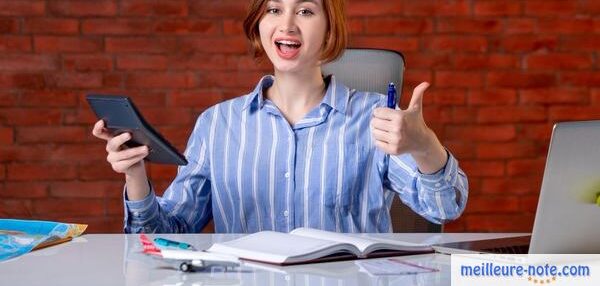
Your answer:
[278,11,297,34]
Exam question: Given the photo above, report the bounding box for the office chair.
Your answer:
[322,48,442,233]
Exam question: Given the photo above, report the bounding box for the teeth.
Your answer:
[276,40,300,46]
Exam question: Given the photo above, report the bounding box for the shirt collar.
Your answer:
[321,75,349,115]
[242,75,273,111]
[241,74,350,115]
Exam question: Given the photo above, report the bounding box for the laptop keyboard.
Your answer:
[482,244,530,254]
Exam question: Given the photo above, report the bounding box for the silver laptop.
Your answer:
[435,121,600,254]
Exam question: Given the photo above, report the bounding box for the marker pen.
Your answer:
[154,237,195,250]
[387,83,397,109]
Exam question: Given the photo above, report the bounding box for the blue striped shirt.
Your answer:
[124,75,468,233]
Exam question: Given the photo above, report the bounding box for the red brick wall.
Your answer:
[0,0,598,233]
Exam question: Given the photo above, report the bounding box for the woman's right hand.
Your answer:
[92,119,151,201]
[92,120,149,175]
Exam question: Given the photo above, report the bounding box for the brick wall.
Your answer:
[0,0,598,233]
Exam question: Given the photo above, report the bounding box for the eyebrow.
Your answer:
[269,0,320,4]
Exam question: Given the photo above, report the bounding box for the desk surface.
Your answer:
[0,232,526,286]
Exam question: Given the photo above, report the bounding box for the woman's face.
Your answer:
[258,0,328,73]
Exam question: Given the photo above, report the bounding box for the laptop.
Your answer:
[434,120,600,254]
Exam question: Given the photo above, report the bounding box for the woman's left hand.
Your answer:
[370,82,448,173]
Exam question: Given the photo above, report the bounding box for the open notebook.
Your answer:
[206,228,433,265]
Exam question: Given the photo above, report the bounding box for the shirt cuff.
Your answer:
[123,182,158,233]
[417,149,457,190]
[124,185,155,211]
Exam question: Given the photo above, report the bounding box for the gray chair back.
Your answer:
[322,48,442,233]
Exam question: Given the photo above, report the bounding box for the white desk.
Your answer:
[0,233,525,286]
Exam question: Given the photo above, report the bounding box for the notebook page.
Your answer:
[290,228,377,253]
[206,231,359,264]
[291,228,433,255]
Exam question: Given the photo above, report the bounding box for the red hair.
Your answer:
[243,0,347,63]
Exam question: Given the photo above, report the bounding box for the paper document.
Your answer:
[356,258,439,276]
[0,219,87,261]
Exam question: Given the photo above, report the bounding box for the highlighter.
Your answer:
[387,83,397,109]
[154,237,194,250]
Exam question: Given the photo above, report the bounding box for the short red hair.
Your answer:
[243,0,347,63]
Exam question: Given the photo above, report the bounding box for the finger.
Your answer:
[371,117,402,133]
[370,117,388,131]
[374,140,398,155]
[408,82,430,111]
[372,126,404,144]
[374,139,409,156]
[111,153,148,173]
[372,107,400,121]
[374,140,389,151]
[371,128,392,144]
[92,120,112,141]
[92,119,104,132]
[106,132,132,152]
[107,146,148,164]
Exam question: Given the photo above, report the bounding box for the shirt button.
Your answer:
[133,212,140,217]
[283,210,289,217]
[445,175,452,182]
[434,183,442,188]
[284,172,290,178]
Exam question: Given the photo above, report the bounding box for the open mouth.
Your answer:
[274,39,301,59]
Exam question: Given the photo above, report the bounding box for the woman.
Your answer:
[92,0,468,233]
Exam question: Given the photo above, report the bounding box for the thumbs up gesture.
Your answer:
[370,82,448,174]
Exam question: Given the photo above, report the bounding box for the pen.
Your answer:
[154,237,195,250]
[387,82,397,109]
[382,82,397,181]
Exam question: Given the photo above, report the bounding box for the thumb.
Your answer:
[408,82,430,111]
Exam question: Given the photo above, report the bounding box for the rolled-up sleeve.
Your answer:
[386,150,468,224]
[122,112,213,233]
[124,184,159,233]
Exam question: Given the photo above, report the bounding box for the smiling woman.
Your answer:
[243,0,346,63]
[91,0,468,234]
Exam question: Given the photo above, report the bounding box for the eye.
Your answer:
[266,7,281,14]
[297,8,314,16]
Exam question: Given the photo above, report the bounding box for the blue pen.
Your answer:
[382,83,397,183]
[387,82,397,109]
[154,237,195,250]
